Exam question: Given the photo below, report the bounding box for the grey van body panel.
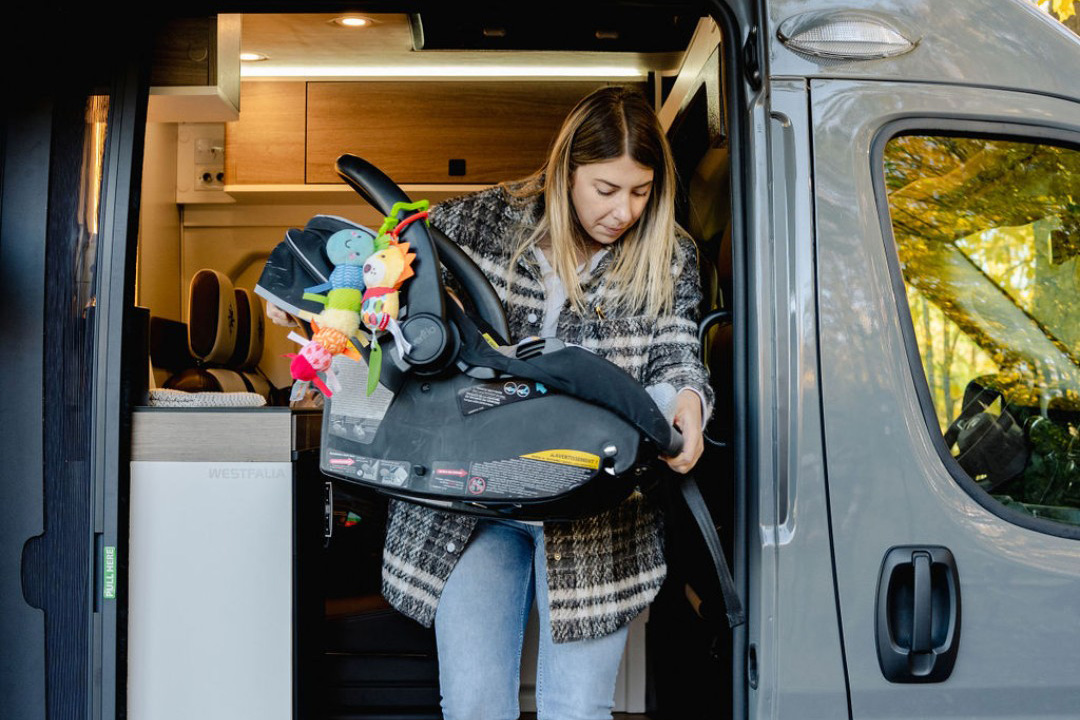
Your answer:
[812,79,1080,718]
[747,79,850,720]
[766,0,1080,102]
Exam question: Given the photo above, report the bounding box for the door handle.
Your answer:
[876,546,961,683]
[697,309,732,449]
[911,551,932,653]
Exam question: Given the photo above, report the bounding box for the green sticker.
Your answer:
[103,546,117,600]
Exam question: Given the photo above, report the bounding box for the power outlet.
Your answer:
[177,123,233,204]
[195,165,225,190]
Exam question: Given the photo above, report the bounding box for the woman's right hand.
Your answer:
[661,389,705,474]
[266,302,297,327]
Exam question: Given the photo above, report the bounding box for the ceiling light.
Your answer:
[333,16,372,28]
[240,52,268,62]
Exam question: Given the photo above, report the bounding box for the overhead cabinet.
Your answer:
[149,15,242,122]
[225,82,307,185]
[226,80,628,186]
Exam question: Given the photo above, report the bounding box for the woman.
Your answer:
[379,86,713,720]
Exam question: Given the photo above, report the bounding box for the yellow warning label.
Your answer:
[521,449,601,470]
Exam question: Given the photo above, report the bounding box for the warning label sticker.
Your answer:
[325,450,410,487]
[375,460,411,487]
[326,355,394,445]
[430,462,470,493]
[463,456,594,498]
[520,449,600,470]
[458,379,552,415]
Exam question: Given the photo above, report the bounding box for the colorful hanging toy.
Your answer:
[286,201,426,397]
[359,202,423,394]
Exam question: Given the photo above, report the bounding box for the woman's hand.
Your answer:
[266,302,297,327]
[662,389,704,474]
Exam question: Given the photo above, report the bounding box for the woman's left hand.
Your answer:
[662,389,704,474]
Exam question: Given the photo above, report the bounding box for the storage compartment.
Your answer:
[127,409,320,720]
[225,81,623,186]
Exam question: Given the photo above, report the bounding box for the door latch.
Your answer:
[876,546,961,683]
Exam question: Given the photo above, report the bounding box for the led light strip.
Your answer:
[241,64,647,79]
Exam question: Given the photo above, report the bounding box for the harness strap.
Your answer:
[678,473,745,628]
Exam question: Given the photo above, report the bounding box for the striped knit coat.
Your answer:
[380,183,714,643]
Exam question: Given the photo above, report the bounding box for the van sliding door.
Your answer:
[1,48,146,720]
[811,77,1080,719]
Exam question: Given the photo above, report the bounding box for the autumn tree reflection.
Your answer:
[884,135,1080,526]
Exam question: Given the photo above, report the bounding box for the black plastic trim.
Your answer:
[94,57,150,720]
[704,1,753,718]
[870,116,1080,542]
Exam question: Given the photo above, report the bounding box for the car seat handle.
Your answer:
[336,154,511,372]
[336,155,445,322]
[337,154,462,374]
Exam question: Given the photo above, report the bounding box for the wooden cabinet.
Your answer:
[226,80,632,186]
[148,15,241,123]
[306,81,607,184]
[225,82,307,184]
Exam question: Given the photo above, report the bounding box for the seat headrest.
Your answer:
[229,287,265,371]
[188,269,237,364]
[149,316,196,374]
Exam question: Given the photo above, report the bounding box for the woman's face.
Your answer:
[570,154,654,247]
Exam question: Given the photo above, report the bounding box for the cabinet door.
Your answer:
[305,81,608,184]
[225,82,307,184]
[128,461,293,720]
[813,79,1080,718]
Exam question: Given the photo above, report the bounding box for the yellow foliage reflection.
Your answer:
[884,134,1080,526]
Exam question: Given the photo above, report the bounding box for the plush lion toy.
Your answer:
[360,241,416,333]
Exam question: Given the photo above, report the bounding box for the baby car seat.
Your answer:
[257,155,681,520]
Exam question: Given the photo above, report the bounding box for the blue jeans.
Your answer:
[434,519,630,720]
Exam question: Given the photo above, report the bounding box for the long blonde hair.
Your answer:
[507,86,679,317]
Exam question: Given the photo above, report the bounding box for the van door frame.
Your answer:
[704,0,755,717]
[1,1,760,717]
[659,1,758,715]
[125,1,759,717]
[90,60,149,720]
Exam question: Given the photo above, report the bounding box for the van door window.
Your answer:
[881,134,1080,529]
